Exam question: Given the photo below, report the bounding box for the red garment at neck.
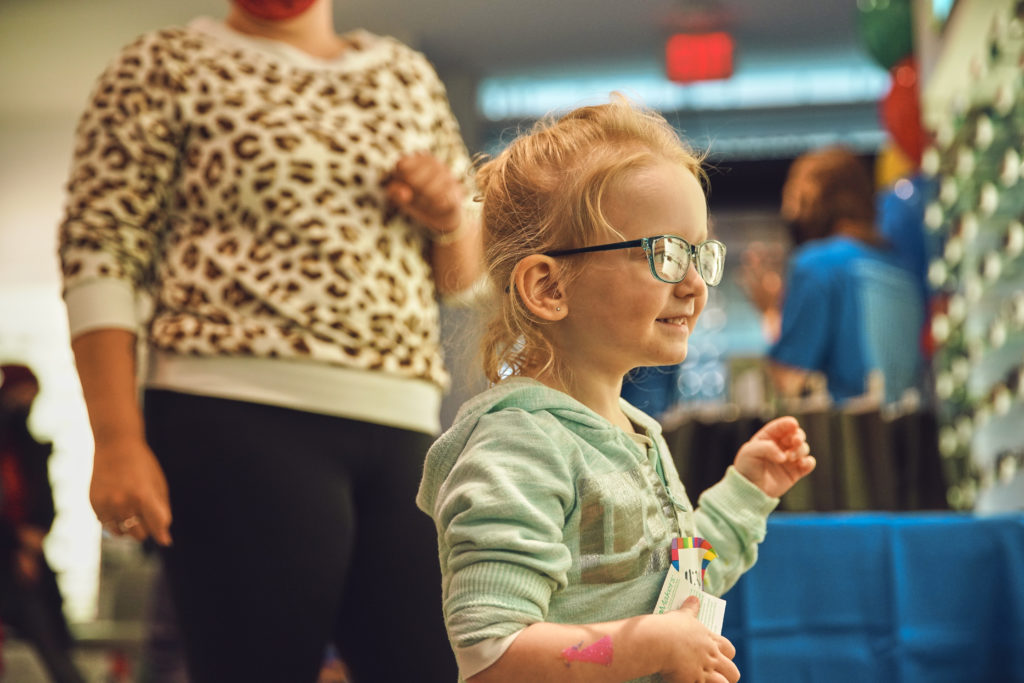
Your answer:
[233,0,317,21]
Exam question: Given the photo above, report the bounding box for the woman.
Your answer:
[59,1,480,680]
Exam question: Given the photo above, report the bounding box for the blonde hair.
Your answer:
[476,95,707,384]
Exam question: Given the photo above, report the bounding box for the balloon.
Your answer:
[857,0,914,71]
[880,57,926,169]
[875,142,915,189]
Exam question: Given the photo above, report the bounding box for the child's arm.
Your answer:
[732,416,816,498]
[469,597,738,683]
[690,416,815,595]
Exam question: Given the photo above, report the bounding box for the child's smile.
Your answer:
[656,315,691,328]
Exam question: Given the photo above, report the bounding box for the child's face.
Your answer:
[557,159,709,382]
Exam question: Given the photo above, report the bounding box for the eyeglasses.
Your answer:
[544,235,727,286]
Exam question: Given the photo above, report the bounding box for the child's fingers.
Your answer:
[768,419,807,453]
[782,442,811,464]
[678,595,700,617]
[756,416,800,442]
[740,437,786,463]
[765,438,810,464]
[716,634,736,659]
[782,440,809,459]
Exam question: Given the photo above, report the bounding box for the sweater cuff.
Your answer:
[723,465,780,515]
[63,279,141,339]
[445,560,552,648]
[700,466,780,539]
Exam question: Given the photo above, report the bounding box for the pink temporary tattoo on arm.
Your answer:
[560,635,613,667]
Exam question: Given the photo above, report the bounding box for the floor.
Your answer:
[1,639,129,682]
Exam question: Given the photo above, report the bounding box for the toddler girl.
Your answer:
[417,97,815,683]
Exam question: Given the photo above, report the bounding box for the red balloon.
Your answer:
[880,57,927,169]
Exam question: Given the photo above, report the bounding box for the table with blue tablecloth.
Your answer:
[721,513,1024,683]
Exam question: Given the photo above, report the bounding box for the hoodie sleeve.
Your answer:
[695,466,779,597]
[429,408,576,650]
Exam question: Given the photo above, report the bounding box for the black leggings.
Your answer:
[144,390,456,683]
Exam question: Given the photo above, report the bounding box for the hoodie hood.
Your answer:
[417,377,664,516]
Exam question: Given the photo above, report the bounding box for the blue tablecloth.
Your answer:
[721,513,1024,683]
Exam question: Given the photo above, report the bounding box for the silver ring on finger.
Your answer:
[117,515,141,532]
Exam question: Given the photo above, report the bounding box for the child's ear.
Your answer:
[514,255,568,321]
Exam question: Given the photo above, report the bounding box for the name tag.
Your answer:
[653,537,726,634]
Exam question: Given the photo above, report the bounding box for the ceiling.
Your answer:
[0,0,869,112]
[343,0,884,164]
[0,0,882,166]
[338,0,864,75]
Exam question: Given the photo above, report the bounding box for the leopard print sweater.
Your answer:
[59,18,473,389]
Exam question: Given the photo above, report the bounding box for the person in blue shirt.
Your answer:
[877,172,934,320]
[620,365,680,418]
[762,147,925,404]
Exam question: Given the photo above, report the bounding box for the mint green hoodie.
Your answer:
[417,378,778,680]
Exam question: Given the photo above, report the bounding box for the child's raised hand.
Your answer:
[659,596,740,683]
[733,416,815,498]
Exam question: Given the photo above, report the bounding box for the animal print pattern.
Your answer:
[59,20,473,387]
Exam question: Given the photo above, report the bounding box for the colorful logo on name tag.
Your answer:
[671,536,717,579]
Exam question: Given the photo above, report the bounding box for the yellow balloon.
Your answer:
[875,141,914,190]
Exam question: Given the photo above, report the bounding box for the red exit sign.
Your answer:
[665,32,735,83]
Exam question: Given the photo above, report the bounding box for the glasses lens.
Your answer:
[652,237,691,282]
[696,240,726,286]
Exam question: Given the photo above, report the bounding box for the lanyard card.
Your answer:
[653,537,726,634]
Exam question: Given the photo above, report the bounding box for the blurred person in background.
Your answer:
[58,0,481,681]
[743,146,925,404]
[620,365,680,419]
[0,364,86,683]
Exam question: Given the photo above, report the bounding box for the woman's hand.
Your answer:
[733,416,816,498]
[71,329,172,546]
[386,152,466,238]
[91,435,173,546]
[660,597,740,683]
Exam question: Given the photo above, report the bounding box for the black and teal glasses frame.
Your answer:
[544,235,727,286]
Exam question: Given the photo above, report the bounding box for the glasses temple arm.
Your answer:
[544,239,645,257]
